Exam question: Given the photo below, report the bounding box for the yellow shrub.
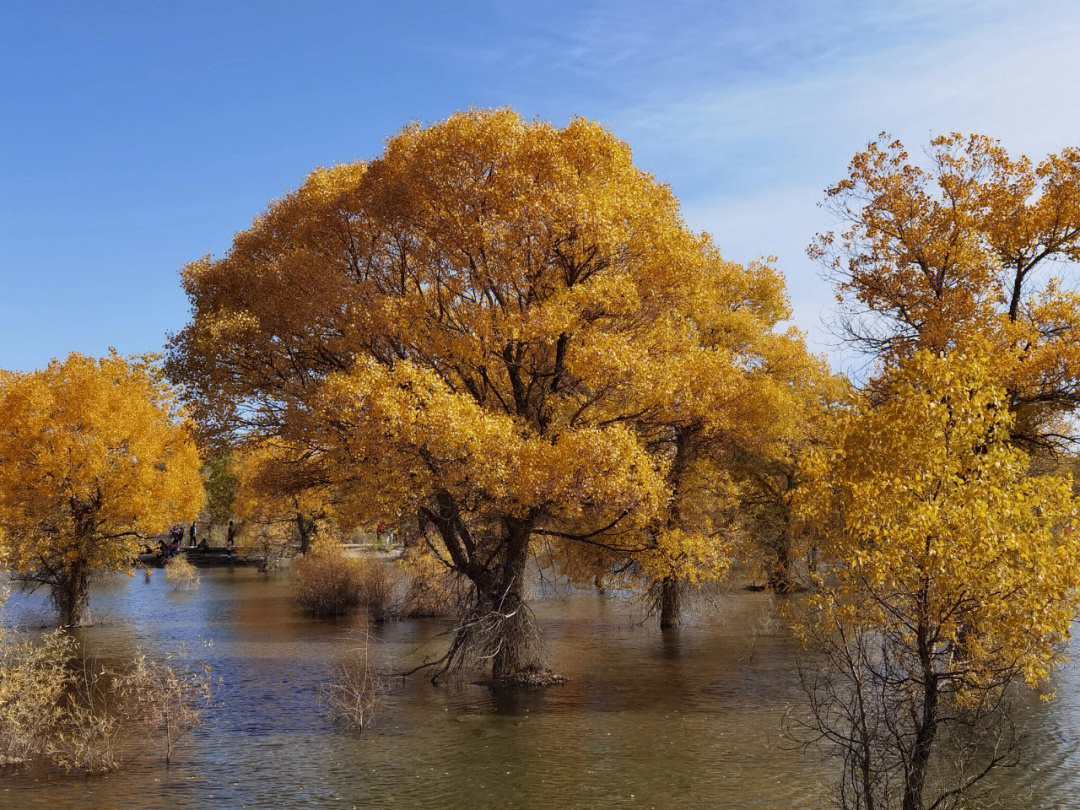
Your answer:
[293,548,364,617]
[164,555,200,592]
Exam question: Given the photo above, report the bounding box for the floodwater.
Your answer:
[2,569,1079,809]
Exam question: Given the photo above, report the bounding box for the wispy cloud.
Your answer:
[564,0,1080,364]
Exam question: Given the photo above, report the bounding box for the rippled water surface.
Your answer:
[3,570,1079,809]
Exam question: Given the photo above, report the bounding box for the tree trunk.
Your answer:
[489,519,542,683]
[659,576,682,629]
[657,426,694,629]
[902,621,939,810]
[425,495,551,686]
[296,513,314,555]
[766,542,796,593]
[53,562,91,627]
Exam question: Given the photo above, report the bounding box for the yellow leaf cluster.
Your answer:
[813,133,1080,449]
[796,339,1080,691]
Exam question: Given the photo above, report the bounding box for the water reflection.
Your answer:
[1,570,1077,809]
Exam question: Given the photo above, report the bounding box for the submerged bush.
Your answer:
[164,555,200,592]
[321,631,387,732]
[356,558,398,623]
[0,624,214,774]
[0,627,68,767]
[399,547,459,619]
[294,543,459,622]
[358,552,459,622]
[293,546,365,617]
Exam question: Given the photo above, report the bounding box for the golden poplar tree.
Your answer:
[554,271,837,622]
[0,354,204,625]
[719,350,845,593]
[168,109,809,681]
[794,340,1080,810]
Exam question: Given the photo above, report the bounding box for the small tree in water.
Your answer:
[232,438,332,562]
[793,342,1080,810]
[0,353,204,626]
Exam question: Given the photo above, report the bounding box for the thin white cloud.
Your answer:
[608,1,1080,367]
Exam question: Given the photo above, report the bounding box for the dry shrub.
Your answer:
[164,555,200,592]
[321,631,387,732]
[293,546,364,617]
[0,627,68,766]
[294,544,459,622]
[111,649,215,766]
[357,550,459,622]
[0,626,215,774]
[236,519,294,571]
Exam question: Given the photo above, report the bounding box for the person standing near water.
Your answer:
[189,522,197,548]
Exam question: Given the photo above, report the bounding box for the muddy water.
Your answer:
[2,569,1078,809]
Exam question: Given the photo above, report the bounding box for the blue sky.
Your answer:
[3,0,1080,373]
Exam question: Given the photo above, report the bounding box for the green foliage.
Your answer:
[201,453,238,527]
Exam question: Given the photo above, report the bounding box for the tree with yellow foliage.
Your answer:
[715,342,844,594]
[635,265,836,624]
[168,109,807,681]
[811,133,1080,451]
[540,258,824,625]
[793,341,1080,810]
[232,438,336,565]
[0,354,203,626]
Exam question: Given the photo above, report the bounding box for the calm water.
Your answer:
[2,569,1079,809]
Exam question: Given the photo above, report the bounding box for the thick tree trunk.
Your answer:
[659,576,682,629]
[53,562,91,627]
[766,542,796,593]
[489,519,542,683]
[424,495,554,686]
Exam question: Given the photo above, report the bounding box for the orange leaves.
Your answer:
[518,425,665,524]
[302,358,666,531]
[0,353,204,576]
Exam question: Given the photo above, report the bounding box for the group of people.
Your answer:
[157,522,199,558]
[154,521,237,559]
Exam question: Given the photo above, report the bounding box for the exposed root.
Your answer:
[398,582,560,688]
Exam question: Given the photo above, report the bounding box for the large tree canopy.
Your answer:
[0,353,204,625]
[168,109,814,680]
